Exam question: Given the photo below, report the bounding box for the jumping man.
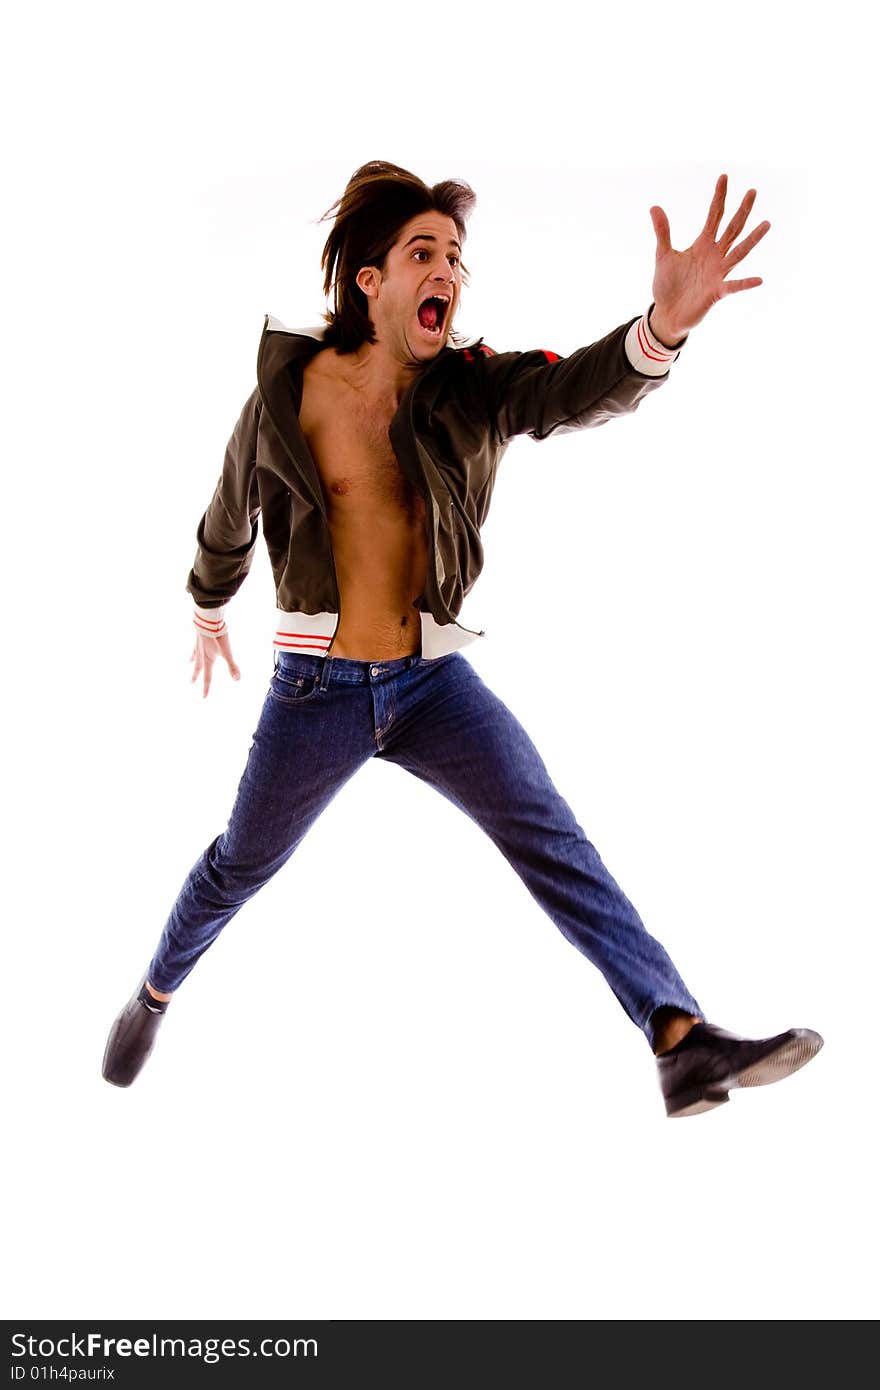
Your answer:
[102,161,823,1117]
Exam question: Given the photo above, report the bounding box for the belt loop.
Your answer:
[318,655,334,691]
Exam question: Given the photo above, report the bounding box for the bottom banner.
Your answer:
[1,1319,853,1385]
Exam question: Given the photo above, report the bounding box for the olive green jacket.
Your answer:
[187,304,686,659]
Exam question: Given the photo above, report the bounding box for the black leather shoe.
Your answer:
[102,976,168,1087]
[657,1021,824,1118]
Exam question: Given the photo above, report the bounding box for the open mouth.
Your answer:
[416,294,451,337]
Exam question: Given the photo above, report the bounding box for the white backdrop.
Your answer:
[4,0,876,1321]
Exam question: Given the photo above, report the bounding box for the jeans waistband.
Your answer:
[274,648,425,687]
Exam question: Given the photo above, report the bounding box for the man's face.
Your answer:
[357,210,463,364]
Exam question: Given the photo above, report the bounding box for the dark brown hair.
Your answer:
[319,160,476,352]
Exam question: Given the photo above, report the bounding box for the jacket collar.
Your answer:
[256,312,485,509]
[264,314,326,339]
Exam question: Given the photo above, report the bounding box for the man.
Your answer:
[102,161,823,1116]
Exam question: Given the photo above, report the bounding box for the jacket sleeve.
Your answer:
[481,305,686,445]
[186,385,262,632]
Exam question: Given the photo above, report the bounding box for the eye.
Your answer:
[413,249,430,262]
[448,255,460,268]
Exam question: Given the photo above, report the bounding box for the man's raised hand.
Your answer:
[189,629,241,699]
[648,173,771,346]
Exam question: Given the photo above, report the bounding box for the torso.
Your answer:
[298,348,429,660]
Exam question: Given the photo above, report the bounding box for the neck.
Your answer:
[335,336,431,406]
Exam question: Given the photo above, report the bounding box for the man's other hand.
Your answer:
[189,629,241,699]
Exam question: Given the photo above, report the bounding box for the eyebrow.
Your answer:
[403,233,462,253]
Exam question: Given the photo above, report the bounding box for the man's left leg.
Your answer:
[377,652,702,1049]
[377,652,823,1116]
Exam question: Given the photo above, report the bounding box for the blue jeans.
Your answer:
[148,648,703,1048]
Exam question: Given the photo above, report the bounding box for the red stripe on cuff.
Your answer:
[637,318,675,362]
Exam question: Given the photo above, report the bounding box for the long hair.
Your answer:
[319,160,476,352]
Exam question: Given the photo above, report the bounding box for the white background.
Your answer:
[4,0,876,1322]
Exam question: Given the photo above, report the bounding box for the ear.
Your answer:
[356,266,382,299]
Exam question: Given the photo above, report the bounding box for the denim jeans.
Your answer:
[148,648,703,1048]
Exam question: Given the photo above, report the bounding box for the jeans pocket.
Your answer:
[268,668,323,705]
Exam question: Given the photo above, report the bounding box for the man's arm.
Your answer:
[185,384,262,697]
[481,305,684,445]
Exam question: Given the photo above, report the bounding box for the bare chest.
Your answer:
[299,363,421,517]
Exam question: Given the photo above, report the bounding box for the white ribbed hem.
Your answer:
[624,308,686,377]
[193,604,228,638]
[273,609,484,660]
[273,611,335,654]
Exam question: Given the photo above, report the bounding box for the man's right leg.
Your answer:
[148,661,375,994]
[102,654,375,1085]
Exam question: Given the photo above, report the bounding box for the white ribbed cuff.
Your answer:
[624,307,687,377]
[193,604,228,638]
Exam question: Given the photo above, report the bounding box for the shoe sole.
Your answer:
[666,1028,824,1118]
[735,1029,824,1089]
